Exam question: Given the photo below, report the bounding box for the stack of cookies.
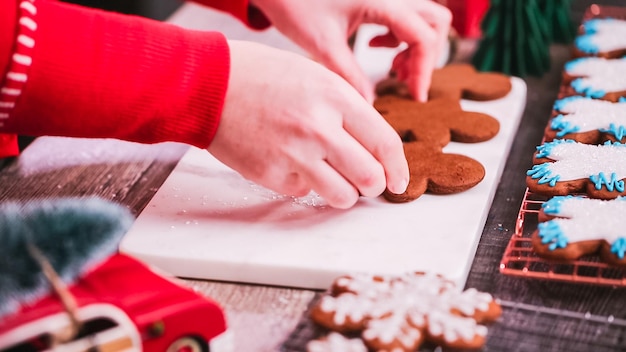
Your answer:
[525,7,626,267]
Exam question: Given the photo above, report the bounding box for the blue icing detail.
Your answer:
[575,34,599,54]
[564,57,589,72]
[582,18,610,33]
[611,238,626,260]
[571,78,606,98]
[589,172,625,192]
[551,114,580,137]
[599,123,626,140]
[603,140,626,147]
[535,139,575,159]
[527,164,561,186]
[538,221,569,250]
[619,97,626,103]
[541,195,576,215]
[553,96,587,111]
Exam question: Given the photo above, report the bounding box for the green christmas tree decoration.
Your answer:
[0,197,133,318]
[538,0,577,44]
[472,0,551,77]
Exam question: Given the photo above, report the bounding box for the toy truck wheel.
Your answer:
[166,336,206,352]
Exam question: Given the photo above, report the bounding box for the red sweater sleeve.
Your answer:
[191,0,270,30]
[0,0,19,157]
[0,0,230,149]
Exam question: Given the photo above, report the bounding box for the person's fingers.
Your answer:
[378,14,438,101]
[314,37,375,104]
[414,1,452,66]
[367,1,450,101]
[323,129,387,198]
[339,95,409,195]
[299,160,360,209]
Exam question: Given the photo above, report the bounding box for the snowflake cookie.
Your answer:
[306,332,368,352]
[532,195,626,266]
[562,57,626,101]
[545,96,626,143]
[575,18,626,59]
[309,272,501,351]
[526,139,626,199]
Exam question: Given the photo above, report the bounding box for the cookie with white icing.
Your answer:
[532,195,626,266]
[545,96,626,143]
[306,332,368,352]
[574,18,626,58]
[562,57,626,102]
[526,139,626,199]
[309,272,501,351]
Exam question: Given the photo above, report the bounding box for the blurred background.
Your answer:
[63,0,182,20]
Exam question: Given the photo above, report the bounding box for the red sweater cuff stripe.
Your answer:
[0,0,37,126]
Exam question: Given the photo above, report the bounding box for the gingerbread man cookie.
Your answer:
[532,195,626,267]
[309,272,501,351]
[545,96,626,144]
[526,139,626,199]
[374,63,511,202]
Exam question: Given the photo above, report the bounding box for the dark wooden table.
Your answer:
[3,1,626,351]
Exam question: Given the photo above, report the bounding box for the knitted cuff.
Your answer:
[7,0,230,148]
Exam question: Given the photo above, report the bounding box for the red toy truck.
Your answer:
[0,253,229,352]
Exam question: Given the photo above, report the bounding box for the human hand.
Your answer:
[207,40,409,209]
[250,0,452,102]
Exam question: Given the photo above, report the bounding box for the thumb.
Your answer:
[314,40,374,104]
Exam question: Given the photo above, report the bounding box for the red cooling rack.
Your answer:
[499,189,626,286]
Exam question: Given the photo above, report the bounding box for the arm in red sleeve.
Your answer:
[0,0,231,149]
[190,0,270,29]
[0,0,20,157]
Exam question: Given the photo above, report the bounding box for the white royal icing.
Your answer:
[565,57,626,94]
[536,141,626,181]
[544,196,626,244]
[318,272,495,347]
[307,332,368,352]
[579,18,626,53]
[552,97,626,135]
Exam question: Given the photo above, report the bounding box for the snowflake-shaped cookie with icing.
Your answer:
[545,96,626,143]
[309,272,501,351]
[532,195,626,267]
[306,332,368,352]
[575,18,626,58]
[563,57,626,101]
[527,139,626,199]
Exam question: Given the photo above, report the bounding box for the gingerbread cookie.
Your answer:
[306,332,367,352]
[428,63,512,101]
[373,64,511,202]
[574,18,626,59]
[309,272,501,351]
[526,139,626,199]
[532,195,626,266]
[562,57,626,101]
[544,96,626,143]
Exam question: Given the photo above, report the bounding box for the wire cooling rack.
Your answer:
[499,189,626,286]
